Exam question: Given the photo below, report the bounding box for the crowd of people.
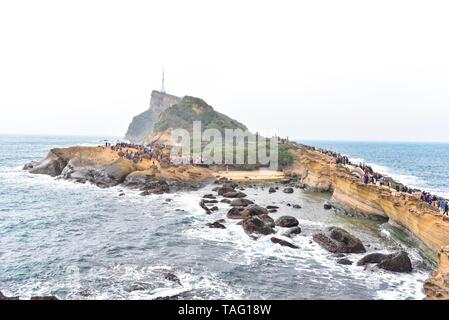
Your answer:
[104,141,168,164]
[103,141,212,167]
[309,145,449,216]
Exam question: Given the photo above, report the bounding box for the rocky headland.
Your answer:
[21,91,449,300]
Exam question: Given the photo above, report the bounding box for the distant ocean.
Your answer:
[301,141,449,199]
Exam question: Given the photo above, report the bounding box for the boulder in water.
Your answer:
[259,214,275,227]
[337,258,353,266]
[242,216,275,236]
[241,204,269,217]
[30,296,59,300]
[275,216,299,228]
[271,237,299,249]
[378,251,412,273]
[323,202,333,210]
[0,291,19,300]
[164,273,181,285]
[357,253,392,266]
[226,207,246,219]
[313,227,366,254]
[217,186,235,195]
[222,191,247,198]
[357,251,412,273]
[206,221,226,229]
[230,198,254,207]
[283,187,294,194]
[220,199,232,204]
[202,199,218,204]
[269,187,276,193]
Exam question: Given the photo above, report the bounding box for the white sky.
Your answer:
[1,0,448,141]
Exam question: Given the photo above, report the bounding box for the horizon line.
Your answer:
[1,132,449,144]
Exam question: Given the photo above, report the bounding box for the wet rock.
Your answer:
[139,180,170,195]
[283,226,302,237]
[378,251,412,273]
[268,209,277,213]
[269,187,276,193]
[275,216,299,228]
[217,186,236,196]
[259,214,275,227]
[223,182,239,189]
[23,161,39,170]
[286,203,292,207]
[266,205,279,210]
[271,237,299,249]
[283,187,294,194]
[28,154,68,177]
[241,204,269,217]
[202,199,218,204]
[222,191,247,198]
[125,283,147,292]
[30,296,59,300]
[0,291,19,300]
[206,221,226,229]
[119,193,125,197]
[230,198,254,207]
[227,207,246,219]
[220,199,232,204]
[199,200,212,214]
[210,206,219,211]
[313,227,366,254]
[242,216,275,236]
[337,258,353,266]
[164,273,181,285]
[226,204,268,219]
[203,194,216,199]
[292,204,302,209]
[357,253,392,266]
[323,202,333,210]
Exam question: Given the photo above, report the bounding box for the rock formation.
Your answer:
[283,143,449,297]
[26,146,214,190]
[125,90,181,144]
[313,227,366,254]
[145,95,248,145]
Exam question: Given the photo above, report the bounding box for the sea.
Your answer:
[302,140,449,199]
[0,135,446,300]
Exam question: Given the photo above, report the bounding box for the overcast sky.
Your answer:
[1,0,448,141]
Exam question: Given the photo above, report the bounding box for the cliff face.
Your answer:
[286,145,449,252]
[424,247,449,300]
[285,144,449,299]
[125,91,181,144]
[146,96,248,145]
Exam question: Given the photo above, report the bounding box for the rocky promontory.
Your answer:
[25,146,214,191]
[282,143,449,299]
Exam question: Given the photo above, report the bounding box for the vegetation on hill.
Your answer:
[152,96,248,135]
